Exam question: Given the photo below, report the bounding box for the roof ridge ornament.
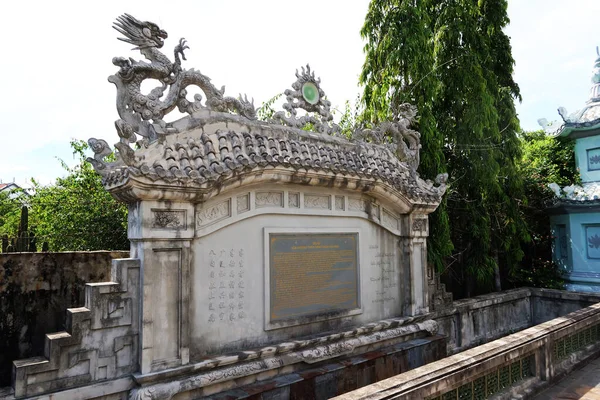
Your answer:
[353,103,421,170]
[108,14,256,140]
[270,65,342,135]
[589,45,600,103]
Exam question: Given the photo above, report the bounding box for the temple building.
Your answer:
[547,48,600,291]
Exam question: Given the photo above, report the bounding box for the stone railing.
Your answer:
[0,251,129,387]
[335,301,600,400]
[432,288,533,355]
[431,287,600,356]
[11,258,140,399]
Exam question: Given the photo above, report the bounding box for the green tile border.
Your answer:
[426,354,534,400]
[553,323,600,362]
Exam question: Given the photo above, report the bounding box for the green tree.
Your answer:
[511,130,576,289]
[256,93,283,121]
[336,98,362,139]
[0,190,24,239]
[27,140,128,251]
[360,0,528,296]
[519,130,577,188]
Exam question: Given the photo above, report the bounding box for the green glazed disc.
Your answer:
[302,82,319,105]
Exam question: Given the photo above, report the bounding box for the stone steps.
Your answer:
[11,259,140,399]
[429,271,453,311]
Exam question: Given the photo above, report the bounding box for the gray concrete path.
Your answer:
[533,357,600,399]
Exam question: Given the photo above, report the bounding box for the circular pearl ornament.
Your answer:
[302,82,319,105]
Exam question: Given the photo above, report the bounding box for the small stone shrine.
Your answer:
[546,47,600,292]
[10,14,447,399]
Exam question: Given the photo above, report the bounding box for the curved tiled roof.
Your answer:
[90,15,446,207]
[100,120,445,204]
[578,104,600,125]
[562,102,600,129]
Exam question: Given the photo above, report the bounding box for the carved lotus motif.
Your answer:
[588,233,600,249]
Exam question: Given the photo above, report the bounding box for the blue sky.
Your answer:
[1,0,598,188]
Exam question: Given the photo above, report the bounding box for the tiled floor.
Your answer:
[533,357,600,399]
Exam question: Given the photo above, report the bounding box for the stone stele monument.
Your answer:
[10,14,448,400]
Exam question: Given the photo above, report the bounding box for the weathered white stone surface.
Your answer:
[121,178,434,372]
[335,300,600,400]
[11,258,140,398]
[191,202,410,357]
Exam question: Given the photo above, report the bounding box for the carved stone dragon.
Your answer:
[353,103,421,170]
[89,13,256,172]
[112,13,256,128]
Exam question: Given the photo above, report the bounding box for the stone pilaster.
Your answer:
[128,200,194,373]
[401,213,431,316]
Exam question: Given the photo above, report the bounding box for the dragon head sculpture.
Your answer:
[89,14,257,173]
[113,13,167,50]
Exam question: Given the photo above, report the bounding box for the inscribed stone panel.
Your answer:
[268,233,359,322]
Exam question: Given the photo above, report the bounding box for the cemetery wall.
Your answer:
[4,268,600,399]
[531,288,600,324]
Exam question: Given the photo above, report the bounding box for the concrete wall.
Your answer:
[0,251,128,386]
[6,264,600,400]
[433,288,534,354]
[201,335,446,399]
[563,212,600,292]
[550,209,600,292]
[124,183,433,375]
[190,211,411,359]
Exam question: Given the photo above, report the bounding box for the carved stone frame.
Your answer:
[263,227,363,331]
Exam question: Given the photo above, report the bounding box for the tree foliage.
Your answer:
[0,141,128,252]
[519,130,578,188]
[0,191,24,239]
[337,98,362,139]
[360,0,528,296]
[256,93,283,121]
[257,92,359,139]
[510,130,577,289]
